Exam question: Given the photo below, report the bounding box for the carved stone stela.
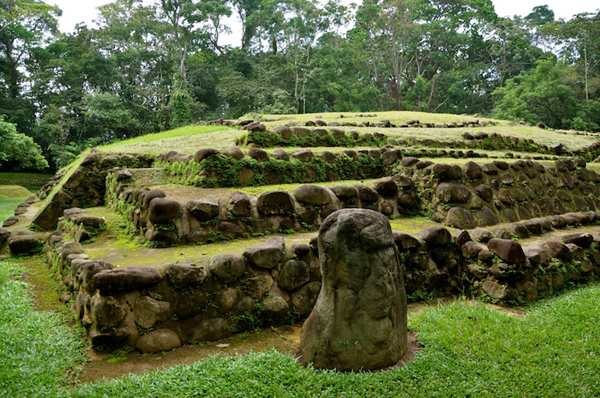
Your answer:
[301,209,408,371]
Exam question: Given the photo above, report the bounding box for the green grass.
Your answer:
[258,110,499,126]
[72,285,600,397]
[0,172,51,192]
[92,111,598,156]
[0,197,28,223]
[99,125,231,154]
[2,253,600,396]
[0,260,86,398]
[0,185,32,199]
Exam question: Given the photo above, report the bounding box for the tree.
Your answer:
[544,12,600,109]
[525,5,554,26]
[0,0,60,133]
[493,60,597,130]
[0,117,48,171]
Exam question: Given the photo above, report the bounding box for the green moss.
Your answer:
[157,152,391,188]
[240,130,388,149]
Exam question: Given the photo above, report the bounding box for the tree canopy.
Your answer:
[1,0,599,170]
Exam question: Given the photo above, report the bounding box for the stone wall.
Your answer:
[45,230,321,353]
[154,147,390,188]
[105,170,419,246]
[398,157,600,229]
[45,208,600,352]
[30,151,153,230]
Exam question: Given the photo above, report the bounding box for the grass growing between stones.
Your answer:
[72,284,600,397]
[0,260,86,398]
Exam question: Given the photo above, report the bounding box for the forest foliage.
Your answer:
[0,0,599,171]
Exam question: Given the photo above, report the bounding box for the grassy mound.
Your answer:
[0,185,32,223]
[0,185,32,199]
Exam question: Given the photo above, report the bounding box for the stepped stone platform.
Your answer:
[40,203,600,352]
[1,115,600,355]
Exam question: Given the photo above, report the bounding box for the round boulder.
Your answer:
[148,198,181,225]
[136,329,181,353]
[293,185,331,206]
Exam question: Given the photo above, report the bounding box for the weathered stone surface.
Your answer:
[237,296,256,313]
[194,148,220,163]
[223,147,244,160]
[453,230,472,247]
[293,185,331,206]
[249,147,269,161]
[243,237,285,269]
[432,164,462,181]
[262,293,289,319]
[507,223,530,239]
[142,189,166,208]
[471,229,494,243]
[542,241,573,262]
[78,261,114,291]
[301,209,407,371]
[436,183,471,204]
[278,260,311,291]
[464,161,483,180]
[393,232,421,251]
[482,281,518,300]
[474,207,499,227]
[462,241,483,259]
[187,199,219,221]
[215,288,238,313]
[292,149,313,162]
[273,125,292,139]
[273,148,290,161]
[292,282,321,315]
[256,191,295,216]
[228,192,252,218]
[145,229,179,244]
[8,235,43,255]
[445,207,476,229]
[93,266,162,292]
[148,198,182,224]
[209,254,245,283]
[91,295,126,327]
[0,228,11,248]
[562,233,594,249]
[165,262,208,288]
[244,274,274,300]
[487,238,526,264]
[134,296,171,328]
[187,318,231,343]
[468,263,487,279]
[356,185,379,203]
[137,329,181,353]
[418,227,452,245]
[372,178,398,198]
[475,185,493,202]
[31,201,64,230]
[401,157,419,167]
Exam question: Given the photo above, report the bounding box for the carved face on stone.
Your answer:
[305,209,405,365]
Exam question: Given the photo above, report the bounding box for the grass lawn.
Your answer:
[0,185,32,223]
[0,197,28,223]
[1,257,599,397]
[0,173,51,192]
[0,260,86,398]
[99,125,231,155]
